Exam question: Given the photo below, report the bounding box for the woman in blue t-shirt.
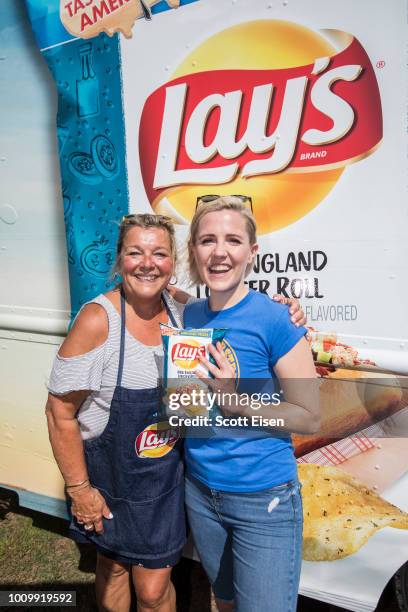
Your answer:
[183,196,319,612]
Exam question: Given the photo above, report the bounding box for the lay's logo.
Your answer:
[139,20,383,234]
[171,341,206,369]
[135,422,179,458]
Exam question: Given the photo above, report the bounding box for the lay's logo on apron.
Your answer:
[135,421,180,458]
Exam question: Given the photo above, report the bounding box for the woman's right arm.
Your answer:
[46,389,90,487]
[45,304,112,533]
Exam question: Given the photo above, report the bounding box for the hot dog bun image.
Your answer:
[293,370,404,457]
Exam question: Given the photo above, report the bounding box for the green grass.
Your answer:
[0,510,93,584]
[0,488,96,610]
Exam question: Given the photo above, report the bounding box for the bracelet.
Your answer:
[67,482,91,495]
[65,479,90,490]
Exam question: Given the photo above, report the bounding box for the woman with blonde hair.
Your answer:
[183,196,319,612]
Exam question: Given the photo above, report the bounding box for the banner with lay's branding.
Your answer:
[25,0,407,376]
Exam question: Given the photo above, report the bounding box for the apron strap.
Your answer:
[116,289,180,387]
[117,289,127,388]
[162,293,179,328]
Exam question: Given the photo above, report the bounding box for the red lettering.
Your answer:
[74,0,86,12]
[92,0,111,20]
[136,427,178,453]
[81,12,94,30]
[172,343,206,362]
[139,36,382,203]
[64,2,73,18]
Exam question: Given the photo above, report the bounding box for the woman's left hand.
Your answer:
[273,295,306,327]
[197,342,241,416]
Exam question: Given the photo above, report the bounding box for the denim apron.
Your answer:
[69,292,186,566]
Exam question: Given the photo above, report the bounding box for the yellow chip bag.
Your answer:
[161,325,226,417]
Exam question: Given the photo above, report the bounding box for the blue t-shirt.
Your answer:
[183,290,307,492]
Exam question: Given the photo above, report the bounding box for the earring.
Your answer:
[169,275,178,286]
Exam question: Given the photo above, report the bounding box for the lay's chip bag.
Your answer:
[161,325,226,417]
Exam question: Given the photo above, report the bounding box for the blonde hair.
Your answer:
[112,213,177,278]
[187,196,257,286]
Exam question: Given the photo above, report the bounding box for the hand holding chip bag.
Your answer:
[161,325,226,417]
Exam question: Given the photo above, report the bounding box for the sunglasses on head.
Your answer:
[195,194,253,212]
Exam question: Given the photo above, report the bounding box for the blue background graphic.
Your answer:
[22,0,200,319]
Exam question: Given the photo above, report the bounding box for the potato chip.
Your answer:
[299,464,408,561]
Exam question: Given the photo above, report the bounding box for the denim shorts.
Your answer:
[185,473,303,612]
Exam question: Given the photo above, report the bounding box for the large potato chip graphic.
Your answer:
[299,464,408,561]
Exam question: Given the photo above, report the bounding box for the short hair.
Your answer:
[187,196,257,286]
[112,213,177,278]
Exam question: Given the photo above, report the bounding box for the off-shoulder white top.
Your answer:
[48,292,187,440]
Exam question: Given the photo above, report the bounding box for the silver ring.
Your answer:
[84,524,93,531]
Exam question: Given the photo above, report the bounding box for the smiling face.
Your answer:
[192,209,258,302]
[119,226,174,301]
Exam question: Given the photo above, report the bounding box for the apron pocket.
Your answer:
[84,441,184,503]
[71,480,186,559]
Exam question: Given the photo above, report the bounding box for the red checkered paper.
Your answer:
[296,424,384,466]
